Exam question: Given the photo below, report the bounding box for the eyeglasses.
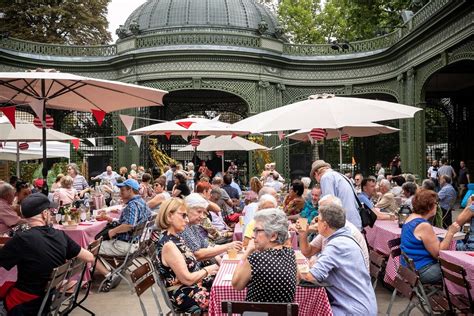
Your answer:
[253,228,265,235]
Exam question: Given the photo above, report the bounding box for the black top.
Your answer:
[176,183,190,198]
[0,226,81,295]
[246,247,297,303]
[459,167,470,185]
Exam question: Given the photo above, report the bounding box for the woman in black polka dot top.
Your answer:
[232,208,297,302]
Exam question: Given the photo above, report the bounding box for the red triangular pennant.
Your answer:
[71,139,80,151]
[117,136,127,143]
[91,109,106,126]
[165,132,171,140]
[176,121,194,129]
[1,106,16,128]
[231,133,238,139]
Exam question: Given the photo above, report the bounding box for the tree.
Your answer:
[278,0,324,44]
[0,0,111,45]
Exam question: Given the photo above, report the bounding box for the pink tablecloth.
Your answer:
[233,223,298,250]
[365,220,454,285]
[54,221,107,249]
[0,267,17,286]
[439,251,474,297]
[209,260,332,316]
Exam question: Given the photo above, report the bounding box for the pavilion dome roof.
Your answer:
[117,0,282,40]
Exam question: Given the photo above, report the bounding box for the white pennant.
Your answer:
[132,135,141,147]
[29,99,45,120]
[308,134,315,145]
[87,138,96,146]
[119,114,135,134]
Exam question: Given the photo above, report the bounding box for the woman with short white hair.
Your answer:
[233,208,297,302]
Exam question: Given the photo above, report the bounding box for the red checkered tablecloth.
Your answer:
[209,260,332,316]
[365,220,455,286]
[439,251,474,297]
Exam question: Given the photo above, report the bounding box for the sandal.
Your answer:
[99,275,122,292]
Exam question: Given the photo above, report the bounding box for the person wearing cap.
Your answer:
[0,193,94,314]
[0,182,27,235]
[95,178,151,291]
[311,160,362,231]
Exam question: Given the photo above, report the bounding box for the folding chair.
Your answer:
[98,222,147,293]
[387,237,401,259]
[439,257,474,314]
[37,261,71,316]
[222,301,298,316]
[130,262,165,316]
[369,249,387,290]
[66,237,103,315]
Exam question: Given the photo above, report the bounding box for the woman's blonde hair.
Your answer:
[156,198,186,230]
[60,175,73,189]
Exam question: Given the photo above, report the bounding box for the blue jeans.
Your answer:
[418,262,442,284]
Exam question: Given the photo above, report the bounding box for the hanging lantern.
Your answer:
[33,114,54,129]
[308,128,326,141]
[19,142,29,150]
[190,138,200,147]
[340,133,350,142]
[216,151,224,157]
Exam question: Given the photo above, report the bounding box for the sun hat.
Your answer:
[116,179,140,191]
[21,192,58,218]
[310,160,331,180]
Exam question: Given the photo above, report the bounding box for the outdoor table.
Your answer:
[232,223,299,250]
[96,204,123,219]
[209,255,333,316]
[439,250,474,297]
[365,220,457,286]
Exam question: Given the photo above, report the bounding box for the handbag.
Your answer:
[94,221,120,241]
[341,175,377,228]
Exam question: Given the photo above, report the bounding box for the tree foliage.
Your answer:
[0,0,111,45]
[277,0,428,44]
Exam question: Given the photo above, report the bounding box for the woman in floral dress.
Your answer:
[155,198,219,313]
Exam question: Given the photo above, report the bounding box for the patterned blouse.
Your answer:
[156,231,210,313]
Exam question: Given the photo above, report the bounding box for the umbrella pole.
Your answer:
[16,141,20,178]
[40,92,48,194]
[339,129,343,171]
[222,152,225,174]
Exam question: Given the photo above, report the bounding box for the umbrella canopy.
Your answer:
[178,135,269,152]
[231,94,421,133]
[0,141,70,161]
[286,122,399,141]
[130,117,250,137]
[0,116,76,142]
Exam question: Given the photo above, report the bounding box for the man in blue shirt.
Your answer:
[288,186,320,223]
[300,203,377,315]
[438,175,457,227]
[358,178,393,221]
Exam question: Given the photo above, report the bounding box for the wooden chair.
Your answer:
[386,265,421,315]
[130,262,164,316]
[387,237,401,259]
[37,261,71,316]
[222,301,298,316]
[369,249,387,290]
[439,257,474,314]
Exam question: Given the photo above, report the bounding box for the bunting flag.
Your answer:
[176,121,194,129]
[29,99,44,120]
[340,133,350,142]
[132,135,141,147]
[165,132,172,140]
[278,131,285,141]
[0,106,16,128]
[119,114,135,134]
[91,109,106,126]
[352,156,356,166]
[231,133,238,139]
[71,139,80,151]
[117,136,127,143]
[86,138,96,147]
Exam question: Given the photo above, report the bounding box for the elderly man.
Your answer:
[296,195,369,271]
[288,186,321,223]
[0,182,26,235]
[91,165,120,186]
[311,160,362,230]
[438,175,457,227]
[375,179,398,213]
[0,193,94,314]
[96,179,151,291]
[358,178,394,221]
[180,193,242,263]
[354,173,364,194]
[299,202,377,315]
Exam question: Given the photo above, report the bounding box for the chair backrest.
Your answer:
[392,265,419,299]
[88,237,102,256]
[38,261,71,315]
[387,237,401,258]
[130,262,155,297]
[221,301,299,316]
[439,257,473,311]
[369,249,386,279]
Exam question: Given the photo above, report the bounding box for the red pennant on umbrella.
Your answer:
[309,128,326,141]
[340,134,350,142]
[117,136,127,143]
[231,133,238,139]
[165,132,172,140]
[18,142,29,150]
[71,139,80,151]
[176,121,194,129]
[91,109,106,126]
[1,106,16,128]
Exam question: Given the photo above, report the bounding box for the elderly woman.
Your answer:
[52,175,78,206]
[172,173,191,198]
[283,180,305,216]
[67,163,89,198]
[232,208,297,302]
[155,198,219,313]
[401,182,417,210]
[401,189,460,284]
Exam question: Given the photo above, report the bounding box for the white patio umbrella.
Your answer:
[286,122,400,168]
[0,116,76,177]
[0,141,70,162]
[178,135,268,173]
[231,94,421,133]
[0,69,168,184]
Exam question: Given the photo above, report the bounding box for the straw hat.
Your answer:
[310,160,331,180]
